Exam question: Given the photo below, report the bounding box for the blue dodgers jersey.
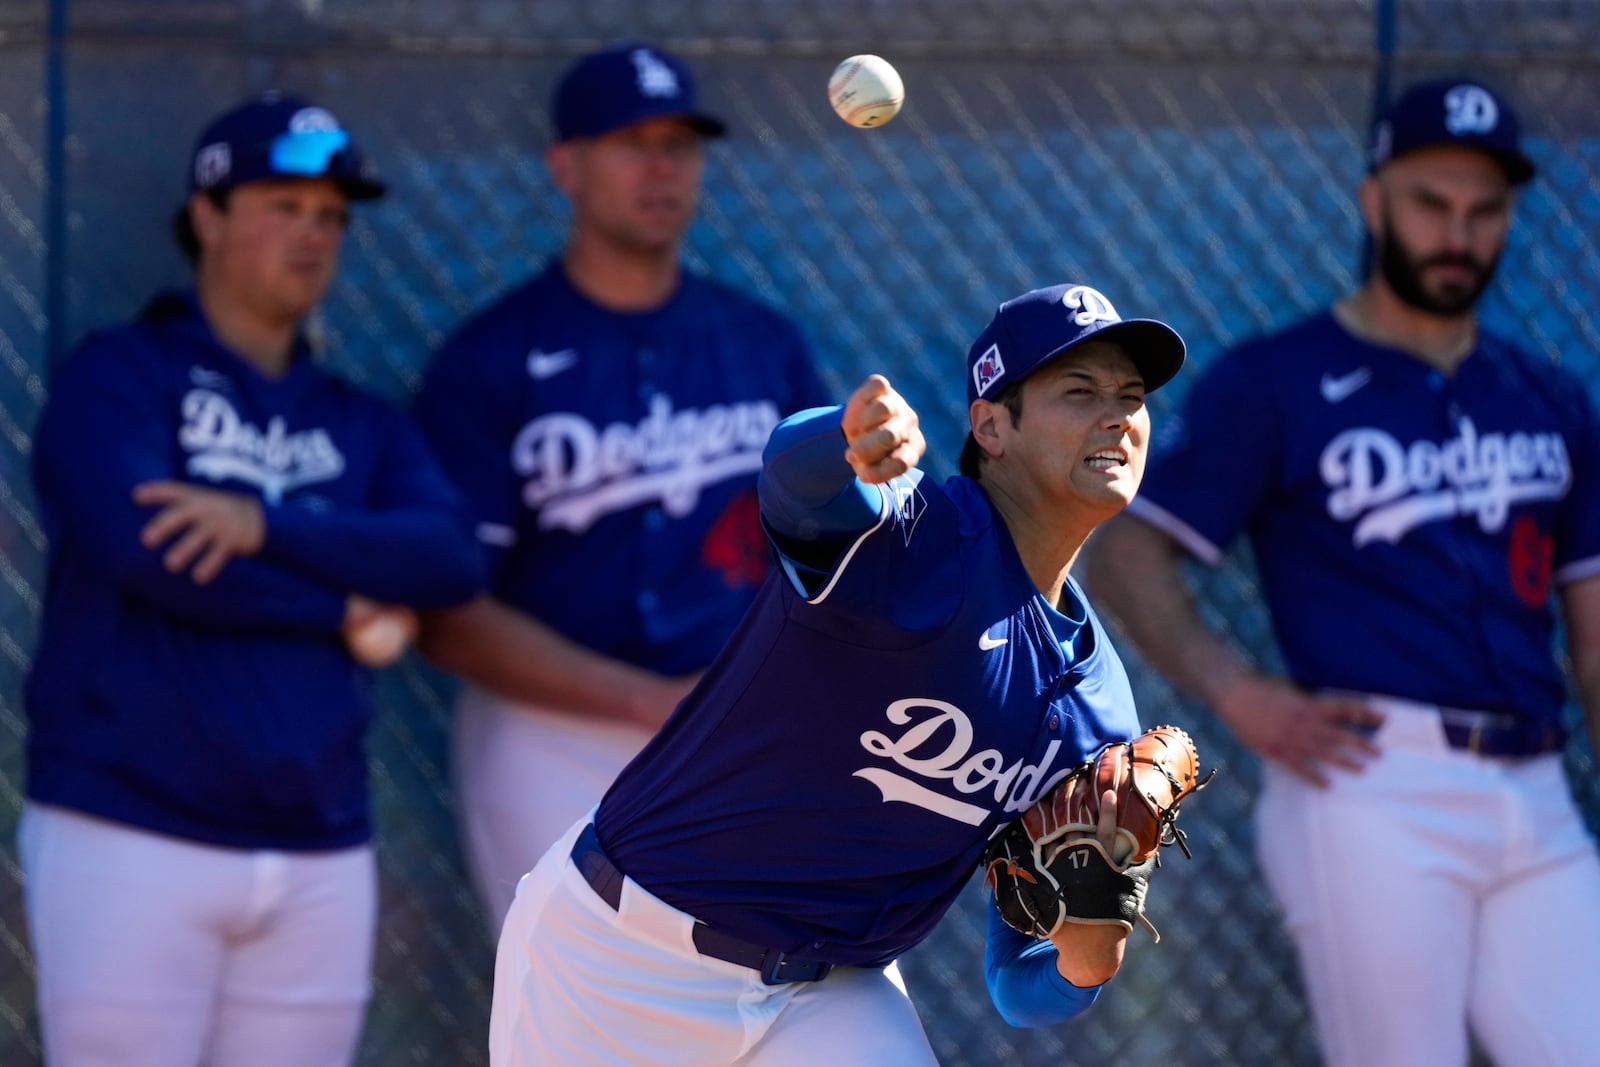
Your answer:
[596,475,1141,968]
[414,265,831,675]
[1134,311,1600,723]
[26,293,482,849]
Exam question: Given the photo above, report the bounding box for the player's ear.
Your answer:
[545,142,578,197]
[1357,173,1384,239]
[189,192,225,251]
[969,399,1005,461]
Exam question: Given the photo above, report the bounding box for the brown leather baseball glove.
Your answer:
[982,724,1213,942]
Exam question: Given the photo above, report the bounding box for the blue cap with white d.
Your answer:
[551,43,727,142]
[1368,78,1534,185]
[188,90,386,200]
[966,283,1186,405]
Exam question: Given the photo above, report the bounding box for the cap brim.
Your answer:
[1043,318,1187,393]
[336,175,388,201]
[563,108,727,142]
[1489,149,1536,186]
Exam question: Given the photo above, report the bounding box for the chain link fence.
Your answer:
[3,2,1600,1063]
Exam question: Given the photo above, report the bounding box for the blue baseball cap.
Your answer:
[966,283,1186,405]
[188,90,386,200]
[1368,78,1534,185]
[551,43,727,142]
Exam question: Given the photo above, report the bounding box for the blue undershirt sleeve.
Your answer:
[984,895,1103,1028]
[757,405,882,541]
[261,404,485,608]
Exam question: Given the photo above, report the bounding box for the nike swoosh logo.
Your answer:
[527,348,578,380]
[1319,367,1372,404]
[979,627,1008,652]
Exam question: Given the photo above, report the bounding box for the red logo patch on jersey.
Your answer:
[702,489,770,588]
[1507,514,1553,608]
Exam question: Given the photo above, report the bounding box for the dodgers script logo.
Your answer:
[514,394,781,533]
[1321,416,1570,545]
[854,699,1073,825]
[179,389,345,504]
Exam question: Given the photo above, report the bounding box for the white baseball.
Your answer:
[828,54,904,128]
[347,611,414,668]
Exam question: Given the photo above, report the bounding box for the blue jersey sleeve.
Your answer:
[412,322,530,578]
[984,896,1103,1027]
[1136,343,1285,561]
[758,406,882,536]
[34,340,345,634]
[1550,363,1600,580]
[261,401,485,608]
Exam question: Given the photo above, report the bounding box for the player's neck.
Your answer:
[562,239,681,313]
[194,278,299,379]
[984,480,1094,609]
[1334,285,1477,375]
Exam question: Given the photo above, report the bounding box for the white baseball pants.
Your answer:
[488,816,937,1067]
[453,683,653,931]
[18,803,375,1067]
[1256,698,1600,1067]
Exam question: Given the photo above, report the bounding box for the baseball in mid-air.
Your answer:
[828,54,904,128]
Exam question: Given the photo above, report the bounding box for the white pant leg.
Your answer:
[1468,755,1600,1067]
[1256,708,1494,1067]
[18,804,375,1067]
[454,686,653,931]
[208,845,377,1067]
[21,804,223,1066]
[733,963,938,1067]
[490,817,929,1067]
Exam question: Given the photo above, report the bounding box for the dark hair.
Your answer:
[958,380,1025,481]
[170,187,232,266]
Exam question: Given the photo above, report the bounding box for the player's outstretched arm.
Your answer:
[1082,514,1381,784]
[417,596,697,731]
[1560,573,1600,751]
[841,374,924,484]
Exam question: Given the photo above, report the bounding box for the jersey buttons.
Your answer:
[1046,712,1061,731]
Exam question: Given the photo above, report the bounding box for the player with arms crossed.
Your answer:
[413,43,831,929]
[488,282,1192,1065]
[19,92,483,1066]
[1083,79,1600,1066]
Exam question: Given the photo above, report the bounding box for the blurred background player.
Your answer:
[18,92,484,1067]
[487,282,1186,1065]
[1082,78,1600,1067]
[413,42,831,929]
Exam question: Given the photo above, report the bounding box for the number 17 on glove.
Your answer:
[982,724,1214,943]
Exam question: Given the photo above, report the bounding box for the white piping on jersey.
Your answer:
[1124,497,1223,565]
[782,483,892,604]
[1555,553,1600,586]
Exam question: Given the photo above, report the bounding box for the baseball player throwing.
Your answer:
[487,282,1187,1065]
[1084,79,1600,1066]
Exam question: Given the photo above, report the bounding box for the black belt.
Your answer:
[1349,695,1569,758]
[571,823,833,985]
[1436,708,1567,758]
